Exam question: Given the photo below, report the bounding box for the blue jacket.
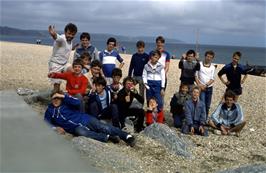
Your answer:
[44,95,92,134]
[210,103,244,127]
[184,99,206,127]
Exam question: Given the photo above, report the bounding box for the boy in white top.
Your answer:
[195,50,216,115]
[48,23,78,92]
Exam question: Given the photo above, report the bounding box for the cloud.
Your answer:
[1,0,265,46]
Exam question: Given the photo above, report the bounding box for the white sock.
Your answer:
[126,135,132,139]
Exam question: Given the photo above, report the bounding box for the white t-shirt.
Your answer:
[50,34,72,65]
[196,61,216,87]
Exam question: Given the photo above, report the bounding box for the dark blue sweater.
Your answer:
[128,52,149,76]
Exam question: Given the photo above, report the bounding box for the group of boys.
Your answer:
[45,23,249,147]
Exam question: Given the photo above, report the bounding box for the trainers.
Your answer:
[108,135,120,144]
[125,136,136,147]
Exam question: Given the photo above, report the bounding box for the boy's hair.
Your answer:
[90,60,102,68]
[80,32,90,40]
[205,50,215,57]
[156,36,165,43]
[64,23,77,33]
[80,52,92,61]
[72,58,83,67]
[136,40,145,48]
[186,49,196,56]
[107,37,117,46]
[150,49,161,57]
[233,51,242,58]
[179,83,189,91]
[224,90,236,100]
[50,90,64,98]
[192,86,201,92]
[122,76,135,86]
[93,76,107,86]
[112,68,122,77]
[148,97,158,103]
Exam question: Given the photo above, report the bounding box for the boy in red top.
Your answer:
[145,97,164,126]
[48,59,88,112]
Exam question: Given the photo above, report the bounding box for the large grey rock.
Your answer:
[143,123,192,158]
[72,137,145,173]
[217,164,266,173]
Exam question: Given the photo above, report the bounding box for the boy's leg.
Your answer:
[87,116,129,141]
[229,121,246,136]
[205,87,213,116]
[87,101,100,118]
[106,104,120,128]
[181,124,190,134]
[129,108,145,132]
[173,114,183,128]
[74,126,108,142]
[200,91,206,112]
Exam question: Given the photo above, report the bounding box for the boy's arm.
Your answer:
[63,94,81,107]
[44,108,56,129]
[128,55,134,76]
[218,67,229,85]
[142,66,148,86]
[210,103,223,125]
[165,52,171,74]
[48,25,57,40]
[241,74,248,84]
[48,72,68,80]
[161,68,166,88]
[200,103,207,125]
[178,59,184,69]
[94,47,100,61]
[184,102,193,126]
[233,104,244,125]
[117,54,124,69]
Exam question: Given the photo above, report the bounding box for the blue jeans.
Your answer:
[173,114,185,128]
[74,116,128,142]
[200,87,213,115]
[146,80,163,110]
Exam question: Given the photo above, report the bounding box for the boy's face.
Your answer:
[107,42,115,51]
[156,41,164,51]
[95,84,105,94]
[205,54,214,63]
[73,64,82,75]
[112,75,121,84]
[125,80,134,91]
[91,66,101,77]
[149,99,158,109]
[52,97,62,107]
[225,97,235,108]
[137,46,145,54]
[192,89,200,100]
[81,37,90,48]
[82,57,90,65]
[65,30,76,42]
[150,53,160,64]
[232,55,240,65]
[186,53,195,62]
[180,85,189,94]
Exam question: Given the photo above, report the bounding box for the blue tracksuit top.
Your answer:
[128,52,149,76]
[44,95,92,134]
[218,63,247,89]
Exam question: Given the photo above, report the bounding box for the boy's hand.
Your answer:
[52,93,65,99]
[48,72,55,78]
[199,126,205,135]
[181,53,186,60]
[48,25,57,39]
[56,127,65,135]
[160,89,165,97]
[223,81,230,86]
[199,84,206,91]
[190,127,195,135]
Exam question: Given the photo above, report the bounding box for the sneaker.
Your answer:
[108,136,120,144]
[125,136,136,147]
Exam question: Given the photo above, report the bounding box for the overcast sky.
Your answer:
[1,0,266,47]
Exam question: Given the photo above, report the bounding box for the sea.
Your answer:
[1,35,265,66]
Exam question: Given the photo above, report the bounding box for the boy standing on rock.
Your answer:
[48,23,78,93]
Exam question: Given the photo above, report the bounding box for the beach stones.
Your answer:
[217,163,266,173]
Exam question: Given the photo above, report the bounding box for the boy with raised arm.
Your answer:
[48,23,78,92]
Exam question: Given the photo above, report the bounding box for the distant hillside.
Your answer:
[0,26,184,43]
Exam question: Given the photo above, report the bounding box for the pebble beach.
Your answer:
[1,41,266,173]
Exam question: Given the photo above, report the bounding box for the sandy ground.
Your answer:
[1,41,266,172]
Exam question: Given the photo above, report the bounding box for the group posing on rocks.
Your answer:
[44,23,249,147]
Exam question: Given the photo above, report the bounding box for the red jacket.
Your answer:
[52,72,88,96]
[145,110,164,125]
